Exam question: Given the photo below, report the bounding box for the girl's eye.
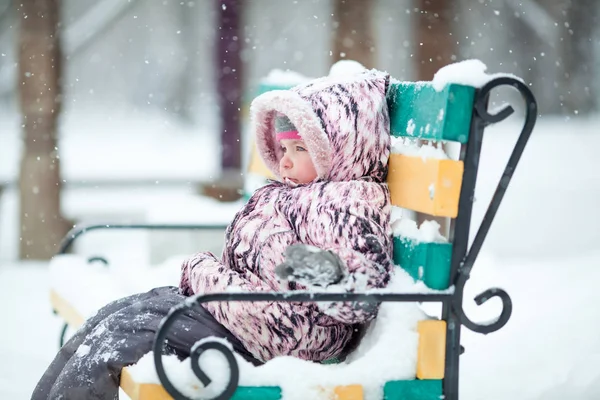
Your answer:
[280,146,287,153]
[296,146,306,152]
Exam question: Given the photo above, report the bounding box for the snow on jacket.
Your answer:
[180,69,393,363]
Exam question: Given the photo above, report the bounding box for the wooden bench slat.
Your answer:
[50,290,85,328]
[387,154,464,218]
[121,369,173,400]
[247,143,276,179]
[416,320,446,380]
[387,82,474,143]
[383,379,443,400]
[392,237,452,290]
[232,387,283,400]
[257,83,301,95]
[333,385,364,400]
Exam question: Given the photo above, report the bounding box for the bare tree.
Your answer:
[202,0,243,202]
[217,0,242,174]
[167,3,198,122]
[560,0,598,114]
[505,0,598,115]
[414,0,456,81]
[17,0,69,259]
[332,0,376,68]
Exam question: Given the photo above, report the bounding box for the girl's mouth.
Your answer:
[283,177,299,187]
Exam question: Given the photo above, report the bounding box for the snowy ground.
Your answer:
[1,111,600,399]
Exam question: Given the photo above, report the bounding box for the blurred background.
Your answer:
[1,0,600,399]
[0,0,598,262]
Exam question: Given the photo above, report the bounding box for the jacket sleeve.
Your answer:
[180,251,274,296]
[179,252,284,333]
[296,197,393,325]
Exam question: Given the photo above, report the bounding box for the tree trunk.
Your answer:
[414,0,457,237]
[202,0,243,202]
[17,0,69,260]
[332,0,375,68]
[414,0,456,81]
[560,0,598,114]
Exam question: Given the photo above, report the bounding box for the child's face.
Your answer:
[279,139,317,185]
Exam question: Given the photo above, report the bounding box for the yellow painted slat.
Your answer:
[121,369,174,400]
[387,154,464,218]
[50,289,85,328]
[334,384,364,399]
[247,141,276,179]
[416,320,446,379]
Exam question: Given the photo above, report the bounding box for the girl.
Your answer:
[33,69,393,399]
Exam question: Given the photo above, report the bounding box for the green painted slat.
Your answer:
[393,236,452,290]
[257,83,295,95]
[231,386,282,400]
[383,380,443,400]
[387,82,475,143]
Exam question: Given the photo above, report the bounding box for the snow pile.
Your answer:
[389,206,416,227]
[260,60,369,93]
[392,219,448,244]
[49,254,185,318]
[328,60,367,77]
[432,59,522,91]
[130,338,236,400]
[128,270,430,400]
[261,69,313,87]
[390,136,450,160]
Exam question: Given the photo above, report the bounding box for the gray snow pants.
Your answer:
[32,286,261,400]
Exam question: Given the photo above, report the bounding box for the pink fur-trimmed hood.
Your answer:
[250,70,391,183]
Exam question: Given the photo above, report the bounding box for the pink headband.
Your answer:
[276,130,302,141]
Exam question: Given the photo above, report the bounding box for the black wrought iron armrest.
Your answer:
[57,223,229,255]
[152,290,507,400]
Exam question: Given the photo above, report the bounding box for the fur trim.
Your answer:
[250,90,331,179]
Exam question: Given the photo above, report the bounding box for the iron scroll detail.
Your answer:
[453,77,537,335]
[152,301,240,400]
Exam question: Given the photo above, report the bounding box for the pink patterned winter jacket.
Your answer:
[180,70,394,363]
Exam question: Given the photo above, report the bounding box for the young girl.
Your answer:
[33,69,393,398]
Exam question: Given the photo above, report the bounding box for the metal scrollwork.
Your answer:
[152,303,239,400]
[453,76,537,335]
[454,284,513,335]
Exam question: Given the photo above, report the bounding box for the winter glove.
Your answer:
[274,244,344,287]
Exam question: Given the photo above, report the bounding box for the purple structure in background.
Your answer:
[216,0,242,172]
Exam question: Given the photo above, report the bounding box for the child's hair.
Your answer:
[275,114,301,141]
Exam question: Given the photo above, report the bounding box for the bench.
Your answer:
[50,70,537,400]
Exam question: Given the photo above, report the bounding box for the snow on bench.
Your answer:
[49,254,184,322]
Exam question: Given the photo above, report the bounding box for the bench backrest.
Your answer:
[387,82,475,291]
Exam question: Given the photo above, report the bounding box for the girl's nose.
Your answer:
[280,154,292,169]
